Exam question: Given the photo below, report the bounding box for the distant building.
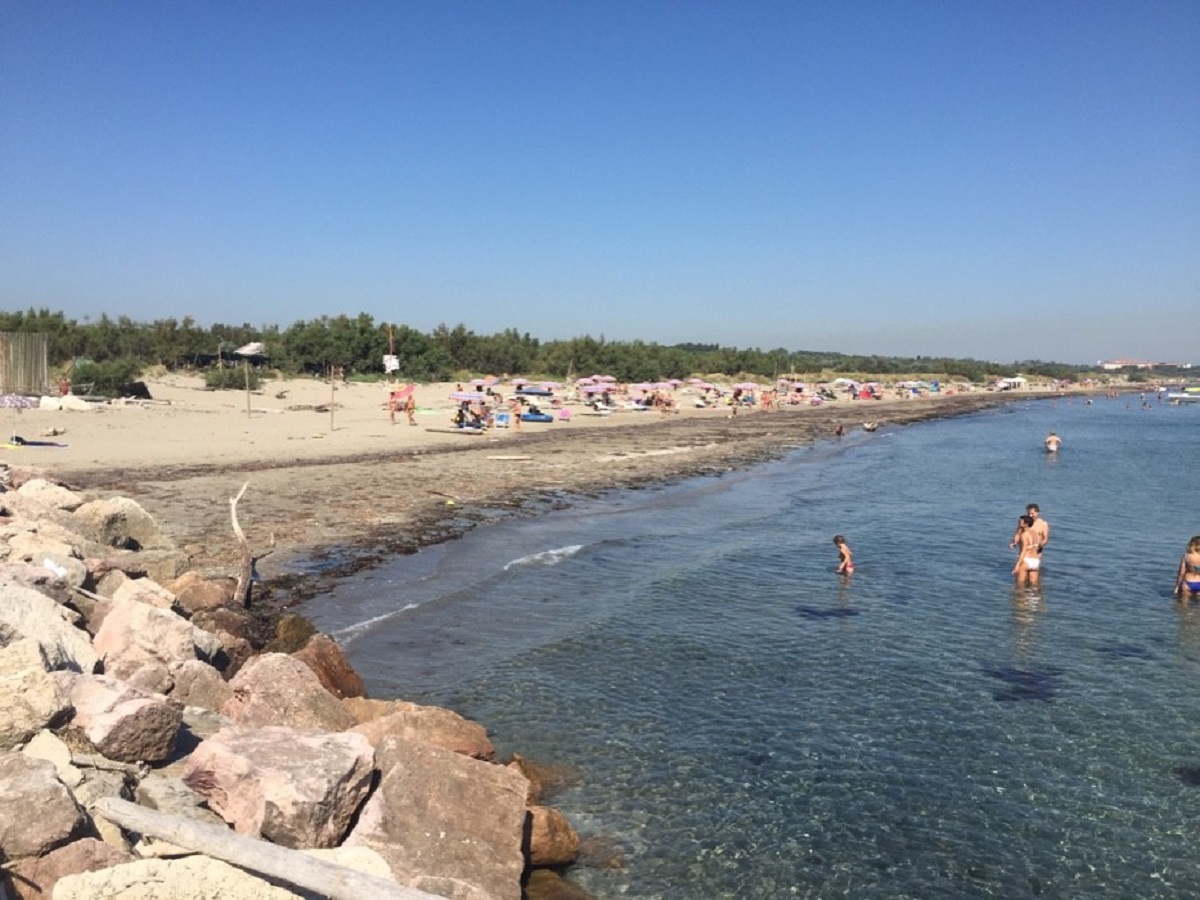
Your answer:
[1098,359,1192,370]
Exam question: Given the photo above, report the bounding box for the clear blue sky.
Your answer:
[2,1,1197,365]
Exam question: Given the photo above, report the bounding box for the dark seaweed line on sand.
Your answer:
[68,393,1039,603]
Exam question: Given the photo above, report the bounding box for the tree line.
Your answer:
[1,307,1109,388]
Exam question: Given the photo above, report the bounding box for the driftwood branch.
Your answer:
[229,482,274,608]
[91,797,441,900]
[70,753,148,778]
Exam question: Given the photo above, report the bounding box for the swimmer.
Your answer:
[1044,432,1062,453]
[1175,536,1200,599]
[833,535,854,575]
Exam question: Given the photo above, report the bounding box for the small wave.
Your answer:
[503,544,585,571]
[332,604,419,644]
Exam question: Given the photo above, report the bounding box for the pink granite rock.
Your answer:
[182,725,374,849]
[221,653,356,732]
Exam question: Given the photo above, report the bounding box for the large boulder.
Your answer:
[0,561,77,605]
[163,571,237,615]
[72,497,169,551]
[0,581,98,673]
[221,653,356,732]
[169,659,233,711]
[0,753,89,860]
[182,726,374,850]
[63,673,182,764]
[345,735,529,900]
[14,477,86,511]
[292,633,367,699]
[525,805,581,867]
[110,577,176,610]
[0,666,72,751]
[84,548,192,589]
[21,729,83,789]
[3,837,134,900]
[92,596,221,680]
[350,703,494,760]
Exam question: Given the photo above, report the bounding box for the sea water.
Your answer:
[302,395,1200,899]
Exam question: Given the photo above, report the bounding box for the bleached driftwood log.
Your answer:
[229,482,273,607]
[91,797,442,900]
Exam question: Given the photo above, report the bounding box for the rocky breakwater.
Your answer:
[0,465,584,900]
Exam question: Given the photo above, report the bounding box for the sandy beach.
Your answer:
[4,375,1053,595]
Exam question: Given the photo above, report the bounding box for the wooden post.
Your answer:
[91,797,442,900]
[329,365,338,432]
[243,358,252,418]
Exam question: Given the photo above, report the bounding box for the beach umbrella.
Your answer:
[539,381,563,389]
[733,382,759,390]
[449,391,485,402]
[510,378,529,386]
[597,375,617,382]
[470,377,497,387]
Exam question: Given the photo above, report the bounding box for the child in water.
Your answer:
[833,535,854,575]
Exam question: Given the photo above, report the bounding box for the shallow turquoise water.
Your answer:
[304,395,1200,898]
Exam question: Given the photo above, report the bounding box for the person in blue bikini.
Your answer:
[1175,536,1200,599]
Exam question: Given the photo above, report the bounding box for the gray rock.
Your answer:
[0,752,89,860]
[72,497,169,551]
[0,667,72,750]
[14,477,87,511]
[0,581,98,673]
[169,659,233,711]
[51,856,301,899]
[21,729,83,788]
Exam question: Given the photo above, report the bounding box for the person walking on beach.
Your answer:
[1012,515,1042,585]
[1010,503,1049,564]
[833,535,854,576]
[1174,536,1200,599]
[1044,431,1062,452]
[508,396,523,432]
[404,392,417,426]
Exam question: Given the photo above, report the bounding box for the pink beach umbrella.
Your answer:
[449,391,485,402]
[733,382,759,390]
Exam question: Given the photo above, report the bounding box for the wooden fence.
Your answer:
[0,332,49,395]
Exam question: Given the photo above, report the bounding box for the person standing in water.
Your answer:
[1175,536,1200,599]
[1012,515,1042,586]
[833,535,854,575]
[1011,503,1049,564]
[1044,431,1062,452]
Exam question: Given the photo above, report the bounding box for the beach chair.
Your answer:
[493,411,511,428]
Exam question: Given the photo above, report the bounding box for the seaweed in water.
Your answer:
[1094,643,1157,661]
[1173,765,1200,787]
[981,665,1064,702]
[795,605,860,620]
